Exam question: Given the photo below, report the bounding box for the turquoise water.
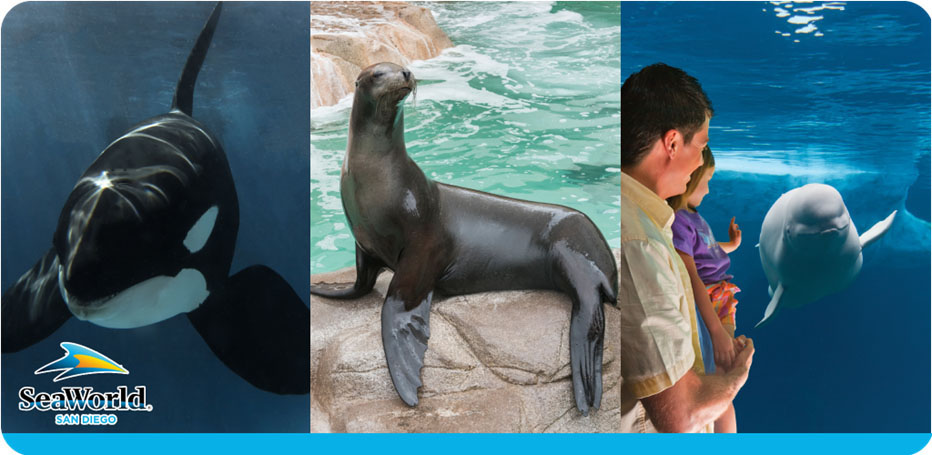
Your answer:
[311,2,621,273]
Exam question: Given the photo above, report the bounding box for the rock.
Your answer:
[311,2,454,108]
[311,250,621,432]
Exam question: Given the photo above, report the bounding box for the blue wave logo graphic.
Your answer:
[35,342,129,381]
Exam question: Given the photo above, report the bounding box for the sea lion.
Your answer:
[310,62,618,415]
[757,183,896,326]
[1,2,310,395]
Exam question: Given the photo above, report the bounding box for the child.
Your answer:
[668,145,742,433]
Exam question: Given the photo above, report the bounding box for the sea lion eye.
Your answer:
[373,71,384,78]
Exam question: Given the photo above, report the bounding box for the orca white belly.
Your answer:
[61,268,209,329]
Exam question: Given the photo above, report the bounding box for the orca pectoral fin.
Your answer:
[187,265,309,395]
[860,210,897,249]
[310,244,384,299]
[756,283,784,328]
[381,287,432,407]
[569,287,605,417]
[2,248,72,353]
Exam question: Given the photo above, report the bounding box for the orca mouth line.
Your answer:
[57,265,117,312]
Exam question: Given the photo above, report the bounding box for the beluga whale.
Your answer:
[1,2,310,395]
[756,183,896,327]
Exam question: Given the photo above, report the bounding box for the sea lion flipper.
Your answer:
[2,248,72,353]
[187,265,310,395]
[569,286,605,416]
[381,277,433,406]
[310,245,384,299]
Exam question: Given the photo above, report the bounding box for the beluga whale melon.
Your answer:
[757,183,895,327]
[1,2,310,395]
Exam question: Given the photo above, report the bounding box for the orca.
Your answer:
[1,2,309,395]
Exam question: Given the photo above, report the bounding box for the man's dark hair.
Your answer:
[621,63,713,168]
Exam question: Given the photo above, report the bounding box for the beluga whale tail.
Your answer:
[1,2,310,395]
[756,183,895,327]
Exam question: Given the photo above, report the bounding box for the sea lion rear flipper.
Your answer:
[310,245,384,299]
[859,210,897,249]
[756,282,784,328]
[2,248,72,353]
[381,267,433,406]
[187,265,310,394]
[568,285,605,416]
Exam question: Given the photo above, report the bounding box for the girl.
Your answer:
[668,145,742,433]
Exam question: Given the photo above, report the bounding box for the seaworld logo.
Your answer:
[18,342,153,425]
[18,386,152,412]
[34,342,128,381]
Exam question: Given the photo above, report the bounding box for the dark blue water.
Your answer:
[624,1,931,433]
[1,2,309,432]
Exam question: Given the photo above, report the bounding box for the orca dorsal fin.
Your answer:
[859,210,897,249]
[756,282,784,328]
[171,2,223,116]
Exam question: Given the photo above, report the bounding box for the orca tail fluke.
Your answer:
[171,2,223,116]
[2,248,73,353]
[187,265,309,395]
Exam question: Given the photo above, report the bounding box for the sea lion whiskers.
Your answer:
[407,75,419,107]
[377,75,417,122]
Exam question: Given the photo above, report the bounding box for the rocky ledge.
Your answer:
[311,2,453,108]
[311,250,621,433]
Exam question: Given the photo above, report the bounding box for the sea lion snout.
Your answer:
[357,62,417,97]
[352,63,417,125]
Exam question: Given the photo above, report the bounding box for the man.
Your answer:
[619,63,754,433]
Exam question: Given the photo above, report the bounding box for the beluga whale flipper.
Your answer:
[1,2,310,395]
[756,183,895,327]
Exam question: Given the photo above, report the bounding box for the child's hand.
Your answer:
[712,329,736,370]
[728,217,742,247]
[720,217,742,253]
